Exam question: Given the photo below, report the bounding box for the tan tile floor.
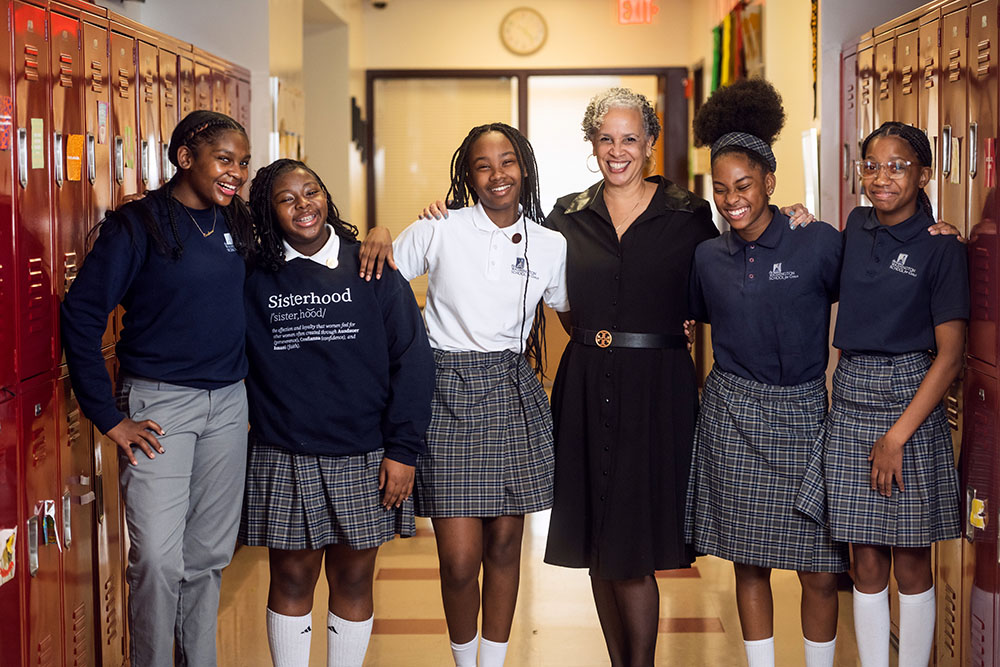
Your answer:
[217,512,872,666]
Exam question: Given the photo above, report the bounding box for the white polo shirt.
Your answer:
[393,202,569,353]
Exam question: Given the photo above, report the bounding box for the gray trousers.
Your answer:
[117,377,248,667]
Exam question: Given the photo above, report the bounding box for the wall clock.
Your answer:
[500,7,547,56]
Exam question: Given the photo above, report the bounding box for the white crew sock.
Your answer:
[326,611,373,667]
[479,636,509,667]
[744,636,775,667]
[266,608,313,667]
[853,586,890,667]
[450,635,478,667]
[898,587,936,667]
[803,636,836,667]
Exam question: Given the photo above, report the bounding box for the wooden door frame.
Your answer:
[364,67,689,231]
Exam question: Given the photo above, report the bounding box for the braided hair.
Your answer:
[94,110,253,261]
[446,122,548,377]
[693,78,786,174]
[861,121,934,218]
[248,159,359,272]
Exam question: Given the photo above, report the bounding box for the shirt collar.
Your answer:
[724,205,785,255]
[283,224,340,268]
[471,200,526,238]
[861,206,930,242]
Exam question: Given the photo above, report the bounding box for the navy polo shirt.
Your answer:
[689,206,842,386]
[833,206,969,355]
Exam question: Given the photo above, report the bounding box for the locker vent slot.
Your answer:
[30,422,48,464]
[24,44,39,81]
[164,80,175,107]
[972,247,992,321]
[63,251,78,292]
[90,60,103,93]
[924,57,936,88]
[36,633,54,667]
[72,602,88,659]
[118,67,129,98]
[846,83,855,110]
[901,66,913,95]
[949,48,962,82]
[861,75,872,106]
[103,576,119,645]
[59,53,72,87]
[879,69,891,100]
[978,39,991,77]
[144,73,154,102]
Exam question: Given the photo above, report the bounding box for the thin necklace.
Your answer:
[612,196,643,233]
[179,202,217,238]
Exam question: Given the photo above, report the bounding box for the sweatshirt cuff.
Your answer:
[383,445,418,467]
[93,407,126,436]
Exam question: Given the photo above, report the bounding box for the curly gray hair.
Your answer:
[581,87,661,143]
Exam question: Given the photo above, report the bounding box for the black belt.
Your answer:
[570,327,687,349]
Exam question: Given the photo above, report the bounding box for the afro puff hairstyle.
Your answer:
[693,78,786,173]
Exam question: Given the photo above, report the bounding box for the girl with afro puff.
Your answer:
[685,78,848,667]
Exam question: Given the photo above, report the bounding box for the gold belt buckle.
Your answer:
[595,330,613,348]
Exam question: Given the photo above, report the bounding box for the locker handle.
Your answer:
[86,132,95,185]
[141,139,149,185]
[942,125,953,177]
[162,141,173,181]
[26,516,38,577]
[94,472,104,524]
[17,127,27,188]
[62,491,72,549]
[843,144,850,181]
[54,131,63,187]
[970,122,979,178]
[114,135,123,185]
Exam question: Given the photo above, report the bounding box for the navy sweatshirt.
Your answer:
[61,198,249,434]
[243,240,433,465]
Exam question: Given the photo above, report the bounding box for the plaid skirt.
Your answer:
[414,349,554,518]
[796,352,961,547]
[684,367,848,572]
[239,439,415,551]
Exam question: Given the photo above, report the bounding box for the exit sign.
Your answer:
[618,0,658,24]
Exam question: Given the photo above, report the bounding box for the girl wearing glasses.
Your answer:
[797,121,968,666]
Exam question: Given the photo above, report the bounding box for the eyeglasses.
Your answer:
[856,159,913,180]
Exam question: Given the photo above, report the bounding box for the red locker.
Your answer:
[194,60,211,111]
[895,26,920,125]
[92,356,124,667]
[920,9,943,220]
[970,0,998,247]
[858,36,876,207]
[13,0,55,381]
[0,392,23,667]
[942,3,971,235]
[841,43,860,229]
[49,6,86,365]
[80,13,115,352]
[136,40,160,191]
[109,27,137,206]
[875,31,895,128]
[178,55,195,119]
[962,363,1000,665]
[0,2,15,394]
[20,370,63,667]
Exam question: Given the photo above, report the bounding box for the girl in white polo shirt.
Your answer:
[363,122,568,667]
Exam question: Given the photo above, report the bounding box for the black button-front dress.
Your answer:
[542,176,718,580]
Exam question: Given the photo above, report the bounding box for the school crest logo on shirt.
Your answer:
[223,233,236,253]
[768,262,799,281]
[890,253,917,277]
[510,256,538,279]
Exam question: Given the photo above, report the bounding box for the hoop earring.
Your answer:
[586,154,601,173]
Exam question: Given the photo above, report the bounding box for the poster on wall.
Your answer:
[711,1,763,91]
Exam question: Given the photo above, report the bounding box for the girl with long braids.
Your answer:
[362,122,569,666]
[797,121,968,666]
[240,159,433,666]
[61,110,253,665]
[685,79,847,667]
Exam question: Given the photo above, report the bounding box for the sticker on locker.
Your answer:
[0,96,11,151]
[0,527,14,587]
[951,137,961,185]
[30,117,43,169]
[66,134,84,182]
[97,101,108,144]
